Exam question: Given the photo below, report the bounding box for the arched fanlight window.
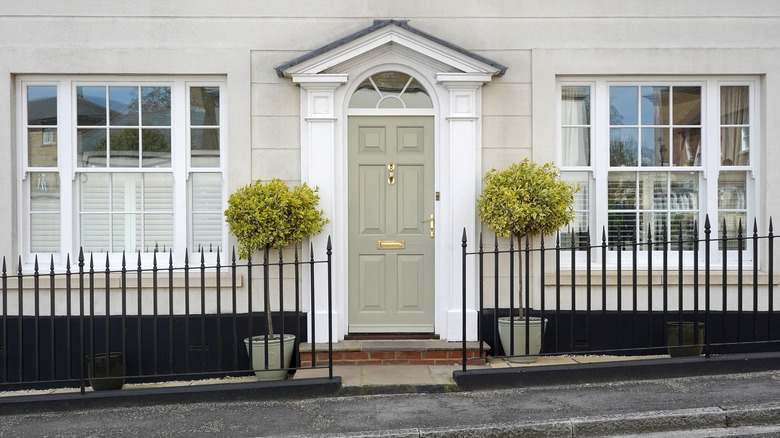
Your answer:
[349,71,432,109]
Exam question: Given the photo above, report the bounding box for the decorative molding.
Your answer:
[452,92,475,117]
[436,72,493,84]
[293,74,347,120]
[292,73,349,86]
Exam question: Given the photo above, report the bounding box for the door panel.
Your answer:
[359,255,386,310]
[359,127,386,153]
[348,116,434,333]
[359,166,385,234]
[398,254,424,310]
[397,166,424,234]
[398,127,425,154]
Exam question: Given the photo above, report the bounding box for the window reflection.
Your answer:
[28,129,58,167]
[640,128,668,166]
[191,128,220,167]
[75,85,173,168]
[78,128,107,167]
[191,87,220,125]
[142,128,172,167]
[672,87,701,125]
[109,128,140,167]
[109,86,139,126]
[610,128,638,166]
[142,87,171,126]
[77,86,107,126]
[610,86,638,125]
[641,86,669,125]
[609,86,701,168]
[672,128,701,167]
[27,86,57,126]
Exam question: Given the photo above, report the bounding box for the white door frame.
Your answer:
[280,23,502,342]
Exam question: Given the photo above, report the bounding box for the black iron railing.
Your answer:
[0,239,333,392]
[462,216,780,369]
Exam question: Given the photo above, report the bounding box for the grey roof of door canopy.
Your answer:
[275,19,508,78]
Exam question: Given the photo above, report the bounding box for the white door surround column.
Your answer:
[437,73,492,341]
[293,74,348,344]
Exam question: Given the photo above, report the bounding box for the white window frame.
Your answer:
[17,75,228,269]
[557,76,760,269]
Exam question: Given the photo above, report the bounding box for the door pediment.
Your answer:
[275,19,506,78]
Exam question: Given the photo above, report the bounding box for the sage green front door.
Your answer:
[348,116,435,333]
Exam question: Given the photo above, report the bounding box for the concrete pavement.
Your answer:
[2,354,780,436]
[2,369,780,436]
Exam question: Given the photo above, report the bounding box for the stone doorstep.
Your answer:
[299,340,489,366]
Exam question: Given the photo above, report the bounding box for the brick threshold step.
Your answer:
[300,340,489,366]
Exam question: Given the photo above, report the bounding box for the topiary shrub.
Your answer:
[225,179,328,258]
[224,178,328,336]
[478,159,577,241]
[477,159,578,317]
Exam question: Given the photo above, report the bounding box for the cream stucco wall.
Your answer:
[2,1,779,253]
[1,2,780,336]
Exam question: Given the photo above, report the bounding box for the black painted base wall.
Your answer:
[0,312,307,388]
[480,309,780,357]
[6,309,778,388]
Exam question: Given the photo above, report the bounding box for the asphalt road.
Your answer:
[2,371,780,437]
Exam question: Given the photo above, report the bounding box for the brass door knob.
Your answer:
[387,163,395,185]
[421,214,434,238]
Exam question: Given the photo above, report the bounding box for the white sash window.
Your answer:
[19,76,226,267]
[558,77,759,268]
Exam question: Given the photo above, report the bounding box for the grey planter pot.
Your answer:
[87,352,125,391]
[497,317,548,363]
[665,322,706,357]
[244,334,296,380]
